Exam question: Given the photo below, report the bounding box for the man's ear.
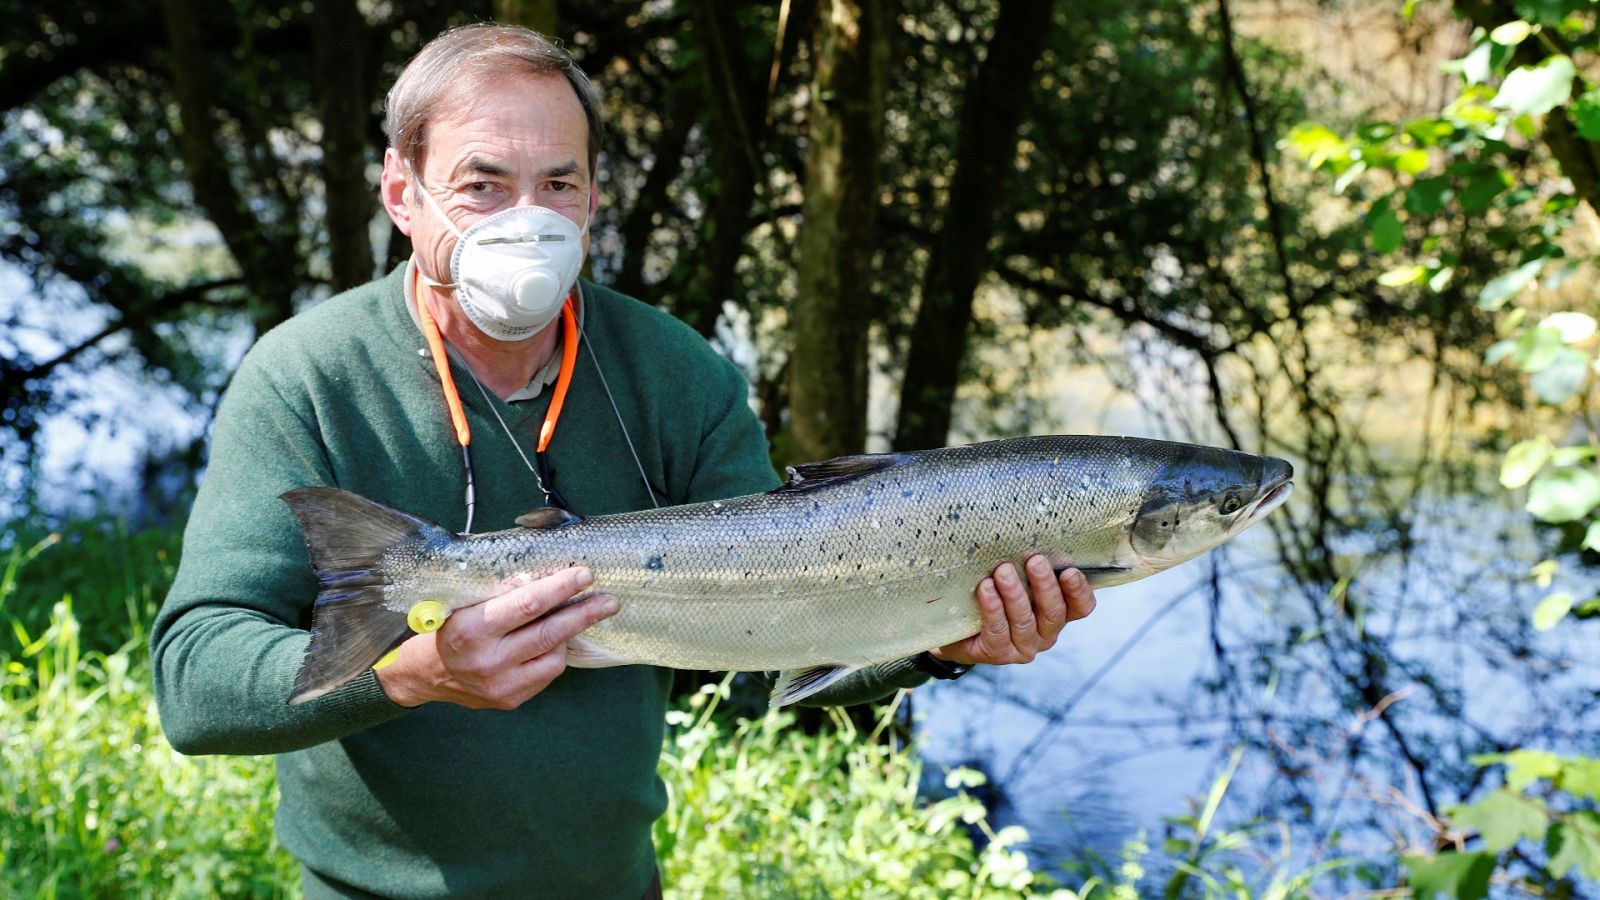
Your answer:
[380,148,414,236]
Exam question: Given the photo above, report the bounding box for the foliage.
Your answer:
[0,598,294,897]
[656,678,1050,898]
[1287,0,1600,894]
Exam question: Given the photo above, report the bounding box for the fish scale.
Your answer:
[282,435,1293,704]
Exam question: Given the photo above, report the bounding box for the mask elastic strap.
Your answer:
[406,160,463,289]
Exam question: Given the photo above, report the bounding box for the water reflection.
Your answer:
[916,456,1599,880]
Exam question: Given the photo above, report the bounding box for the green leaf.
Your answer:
[1460,168,1513,212]
[1501,748,1564,790]
[1396,148,1430,175]
[1379,266,1426,287]
[1527,467,1600,522]
[1428,266,1456,292]
[1559,757,1600,800]
[1489,20,1535,45]
[1548,813,1600,880]
[1403,852,1494,900]
[1584,521,1600,553]
[1283,123,1350,170]
[1531,348,1589,403]
[1514,327,1567,372]
[1368,199,1403,254]
[1500,438,1551,488]
[1533,592,1574,630]
[1458,41,1495,86]
[1573,90,1600,140]
[1541,311,1597,342]
[1477,259,1544,310]
[1407,176,1452,214]
[1529,560,1559,589]
[1486,339,1519,365]
[1452,789,1549,851]
[1492,56,1576,117]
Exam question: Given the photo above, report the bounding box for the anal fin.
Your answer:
[769,664,862,707]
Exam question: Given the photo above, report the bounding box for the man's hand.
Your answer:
[374,567,618,709]
[932,556,1097,667]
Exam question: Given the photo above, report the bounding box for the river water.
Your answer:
[912,421,1600,884]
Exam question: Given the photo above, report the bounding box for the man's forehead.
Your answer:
[426,75,589,175]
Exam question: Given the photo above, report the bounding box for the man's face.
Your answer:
[383,71,595,285]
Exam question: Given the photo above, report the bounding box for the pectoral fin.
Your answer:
[769,664,862,707]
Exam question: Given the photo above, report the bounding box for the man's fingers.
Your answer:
[994,563,1038,658]
[478,567,594,634]
[1026,556,1069,640]
[500,593,619,663]
[1059,568,1096,622]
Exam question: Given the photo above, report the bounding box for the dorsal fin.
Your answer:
[769,452,909,494]
[515,507,582,529]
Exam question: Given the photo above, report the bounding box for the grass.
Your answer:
[0,519,1073,898]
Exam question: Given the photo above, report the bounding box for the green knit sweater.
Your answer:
[151,265,928,898]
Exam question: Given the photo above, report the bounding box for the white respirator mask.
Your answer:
[410,166,589,342]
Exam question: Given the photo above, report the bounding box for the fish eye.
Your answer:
[1220,493,1243,514]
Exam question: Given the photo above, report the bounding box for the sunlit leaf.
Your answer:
[1529,559,1560,589]
[1477,259,1544,310]
[1533,592,1574,630]
[1503,748,1564,790]
[1428,267,1455,292]
[1458,41,1495,86]
[1560,757,1600,800]
[1403,852,1494,900]
[1527,467,1600,522]
[1511,327,1567,372]
[1453,789,1549,850]
[1492,56,1575,117]
[1489,21,1535,45]
[1486,339,1518,364]
[1541,311,1597,343]
[1531,348,1590,403]
[1500,438,1551,488]
[1396,148,1430,174]
[1379,266,1426,287]
[1585,521,1600,553]
[1283,123,1350,170]
[1547,813,1600,880]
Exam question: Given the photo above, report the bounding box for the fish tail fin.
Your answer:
[280,487,449,705]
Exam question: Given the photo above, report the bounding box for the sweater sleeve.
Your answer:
[150,356,412,755]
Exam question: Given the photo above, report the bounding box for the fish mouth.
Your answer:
[1246,477,1294,524]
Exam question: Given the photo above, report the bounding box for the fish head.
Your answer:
[1126,447,1293,571]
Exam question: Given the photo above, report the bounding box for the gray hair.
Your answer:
[386,23,603,174]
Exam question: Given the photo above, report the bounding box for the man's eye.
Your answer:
[466,182,497,194]
[548,181,574,193]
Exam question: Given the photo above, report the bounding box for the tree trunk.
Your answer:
[891,0,1056,450]
[678,0,773,336]
[159,0,298,331]
[787,0,896,464]
[614,101,694,300]
[495,0,561,36]
[312,0,374,292]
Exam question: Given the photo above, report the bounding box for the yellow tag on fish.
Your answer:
[372,647,401,671]
[407,600,449,634]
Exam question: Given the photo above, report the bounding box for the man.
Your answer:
[151,23,1096,899]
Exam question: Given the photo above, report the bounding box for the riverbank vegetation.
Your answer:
[3,0,1598,896]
